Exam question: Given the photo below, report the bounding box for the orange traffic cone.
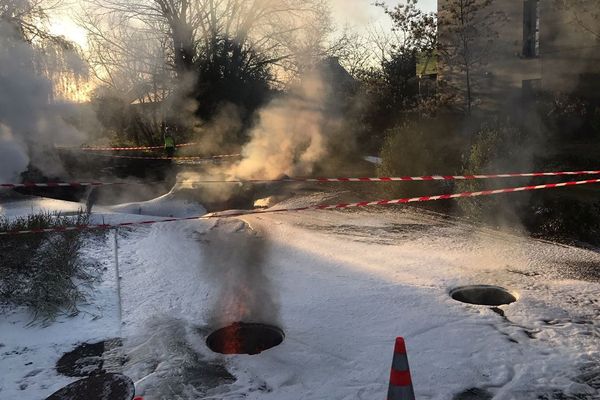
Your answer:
[387,337,415,400]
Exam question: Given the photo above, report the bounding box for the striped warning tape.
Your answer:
[61,143,198,151]
[209,178,600,215]
[287,170,600,182]
[172,158,239,165]
[167,169,600,183]
[1,178,599,236]
[1,182,120,189]
[2,169,600,189]
[82,153,242,161]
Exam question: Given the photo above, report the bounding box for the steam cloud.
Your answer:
[173,66,346,206]
[0,20,87,182]
[201,220,280,327]
[0,125,29,182]
[229,70,340,180]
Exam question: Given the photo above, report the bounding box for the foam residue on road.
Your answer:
[107,188,207,218]
[1,195,599,399]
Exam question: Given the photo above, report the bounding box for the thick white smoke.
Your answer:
[202,220,280,327]
[229,70,340,180]
[0,20,86,182]
[172,63,350,206]
[0,125,29,182]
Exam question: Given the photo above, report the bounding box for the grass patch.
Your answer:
[0,212,104,323]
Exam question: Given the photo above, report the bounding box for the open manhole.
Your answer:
[453,387,494,400]
[450,285,517,306]
[206,322,284,355]
[45,373,135,400]
[56,338,125,377]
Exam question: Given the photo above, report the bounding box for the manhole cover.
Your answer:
[56,339,124,377]
[206,322,284,355]
[45,373,135,400]
[453,387,494,400]
[450,285,517,306]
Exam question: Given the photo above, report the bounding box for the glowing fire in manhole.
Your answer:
[206,322,284,355]
[450,285,517,306]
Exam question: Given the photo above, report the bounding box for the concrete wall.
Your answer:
[438,0,600,109]
[438,0,541,110]
[539,1,600,96]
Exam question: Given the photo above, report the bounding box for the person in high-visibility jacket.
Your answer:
[164,126,175,158]
[85,186,99,215]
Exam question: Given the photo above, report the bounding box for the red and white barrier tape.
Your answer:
[173,158,239,165]
[170,169,600,183]
[2,178,599,236]
[286,170,600,182]
[3,169,600,189]
[1,182,122,189]
[83,153,241,161]
[207,178,600,215]
[64,143,198,151]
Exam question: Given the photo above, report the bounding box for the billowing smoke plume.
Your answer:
[201,220,279,327]
[0,125,29,182]
[193,103,244,157]
[172,65,347,207]
[228,69,342,180]
[0,20,87,182]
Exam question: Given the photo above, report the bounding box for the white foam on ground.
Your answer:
[364,156,383,165]
[1,196,599,399]
[107,189,206,218]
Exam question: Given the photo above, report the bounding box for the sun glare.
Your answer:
[46,12,95,102]
[48,16,88,49]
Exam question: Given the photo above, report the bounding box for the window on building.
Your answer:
[523,0,540,58]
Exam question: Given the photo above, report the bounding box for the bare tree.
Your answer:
[438,0,502,114]
[1,0,60,42]
[78,0,332,143]
[554,0,600,39]
[334,31,376,78]
[82,0,327,82]
[377,0,437,62]
[1,0,87,101]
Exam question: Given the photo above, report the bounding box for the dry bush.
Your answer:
[0,212,103,323]
[377,118,464,198]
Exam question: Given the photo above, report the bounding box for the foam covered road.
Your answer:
[116,202,600,399]
[1,193,599,399]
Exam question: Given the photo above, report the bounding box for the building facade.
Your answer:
[540,1,600,96]
[437,0,600,110]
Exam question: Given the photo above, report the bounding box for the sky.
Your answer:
[331,0,437,31]
[48,15,88,49]
[48,0,439,50]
